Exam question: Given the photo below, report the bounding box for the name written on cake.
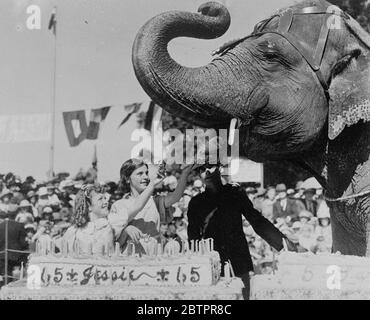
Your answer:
[32,264,205,286]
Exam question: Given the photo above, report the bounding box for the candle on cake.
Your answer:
[224,262,230,282]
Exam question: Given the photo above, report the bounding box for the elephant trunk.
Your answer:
[132,2,235,128]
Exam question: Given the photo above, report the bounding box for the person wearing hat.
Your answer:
[298,223,316,252]
[46,184,61,208]
[187,164,296,299]
[192,179,203,196]
[41,206,54,222]
[298,209,313,224]
[272,183,305,224]
[315,201,332,250]
[300,188,318,217]
[0,208,28,284]
[26,190,39,218]
[15,200,34,224]
[0,189,13,213]
[260,187,276,222]
[37,186,49,206]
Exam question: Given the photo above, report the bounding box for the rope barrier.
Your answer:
[6,249,32,254]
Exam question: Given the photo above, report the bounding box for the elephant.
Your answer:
[132,0,370,256]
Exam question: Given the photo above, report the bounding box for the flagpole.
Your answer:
[49,6,57,180]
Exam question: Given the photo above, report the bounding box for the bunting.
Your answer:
[118,102,142,128]
[62,106,110,147]
[48,7,57,36]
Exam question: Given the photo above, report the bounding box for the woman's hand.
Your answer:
[125,225,145,243]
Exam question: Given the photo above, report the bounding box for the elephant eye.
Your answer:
[263,51,280,60]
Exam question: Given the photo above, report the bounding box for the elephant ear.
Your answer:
[328,17,370,140]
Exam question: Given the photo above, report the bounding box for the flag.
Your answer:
[0,113,51,143]
[118,102,142,128]
[62,110,88,147]
[92,144,97,167]
[48,7,57,35]
[86,106,111,140]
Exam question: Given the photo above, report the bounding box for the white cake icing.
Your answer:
[27,238,221,288]
[0,277,244,300]
[250,251,370,300]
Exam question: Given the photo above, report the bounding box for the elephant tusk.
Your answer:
[228,118,238,146]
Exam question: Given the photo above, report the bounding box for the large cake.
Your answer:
[251,251,370,300]
[0,238,244,300]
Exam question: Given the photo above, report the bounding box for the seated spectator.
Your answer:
[272,184,305,223]
[298,210,313,225]
[312,235,331,253]
[315,204,332,250]
[300,188,318,217]
[0,189,13,213]
[261,187,276,222]
[15,200,34,224]
[46,184,61,209]
[26,191,39,218]
[298,224,316,252]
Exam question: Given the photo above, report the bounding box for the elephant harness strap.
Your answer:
[215,5,370,202]
[212,4,350,99]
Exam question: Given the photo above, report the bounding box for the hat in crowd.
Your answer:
[193,180,203,188]
[27,190,37,199]
[59,179,74,191]
[7,204,19,215]
[317,207,330,219]
[74,182,83,189]
[43,206,53,214]
[24,223,37,231]
[292,221,302,229]
[287,188,295,195]
[245,187,257,194]
[19,199,32,208]
[255,187,266,197]
[295,181,304,190]
[289,234,299,244]
[303,188,316,194]
[276,184,287,192]
[0,189,12,199]
[46,183,56,190]
[53,211,62,221]
[299,210,313,219]
[38,187,48,197]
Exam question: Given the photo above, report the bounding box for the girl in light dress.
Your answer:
[63,184,114,255]
[108,158,196,254]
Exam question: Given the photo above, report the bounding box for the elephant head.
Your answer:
[132,0,370,162]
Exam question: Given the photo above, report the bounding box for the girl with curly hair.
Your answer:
[108,158,197,253]
[63,184,114,255]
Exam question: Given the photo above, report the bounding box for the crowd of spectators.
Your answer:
[0,166,332,285]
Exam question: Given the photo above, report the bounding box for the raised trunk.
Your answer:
[132,2,236,128]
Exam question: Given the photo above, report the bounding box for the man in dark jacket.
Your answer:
[272,184,306,222]
[0,210,28,285]
[187,165,295,299]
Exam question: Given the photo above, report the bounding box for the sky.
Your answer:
[0,0,294,181]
